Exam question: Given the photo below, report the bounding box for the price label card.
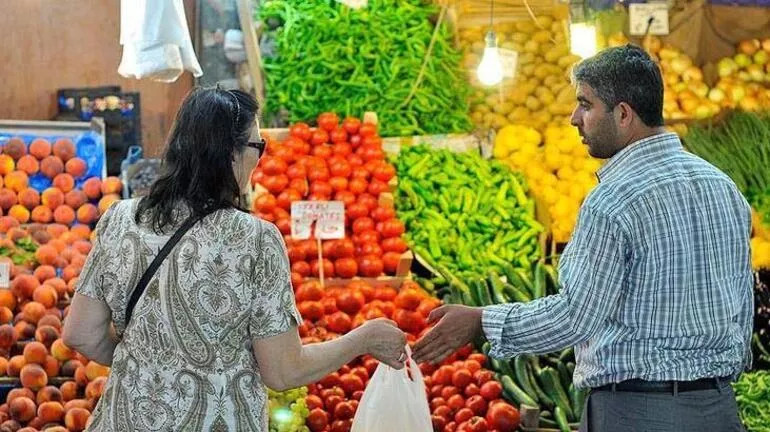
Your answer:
[629,4,670,36]
[499,49,519,79]
[0,262,9,288]
[336,0,367,9]
[291,201,345,240]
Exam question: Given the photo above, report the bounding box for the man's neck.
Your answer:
[622,126,669,149]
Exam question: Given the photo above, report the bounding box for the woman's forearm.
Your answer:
[65,324,119,366]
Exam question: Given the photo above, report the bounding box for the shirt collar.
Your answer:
[596,132,682,183]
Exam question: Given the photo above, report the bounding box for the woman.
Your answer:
[62,87,407,431]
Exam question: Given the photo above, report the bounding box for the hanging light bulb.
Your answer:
[569,22,597,59]
[477,31,504,86]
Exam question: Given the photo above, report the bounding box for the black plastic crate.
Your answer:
[56,86,122,121]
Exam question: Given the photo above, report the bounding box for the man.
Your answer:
[413,45,753,432]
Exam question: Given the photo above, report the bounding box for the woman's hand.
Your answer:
[358,318,407,369]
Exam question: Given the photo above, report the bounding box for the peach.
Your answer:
[7,355,26,377]
[98,194,120,215]
[30,207,51,225]
[64,158,87,178]
[43,426,69,432]
[32,266,55,284]
[12,275,39,300]
[5,228,26,243]
[37,401,64,423]
[0,216,18,234]
[42,280,66,300]
[81,178,101,201]
[44,308,61,320]
[66,278,78,296]
[75,204,97,225]
[28,139,51,160]
[46,237,66,251]
[13,322,34,341]
[60,360,82,377]
[4,172,28,194]
[69,225,91,241]
[70,255,86,269]
[0,324,17,350]
[50,339,74,362]
[21,422,42,431]
[64,406,90,432]
[33,246,57,268]
[23,342,48,365]
[40,156,64,180]
[0,190,17,211]
[7,389,34,405]
[43,356,59,378]
[52,139,75,162]
[0,419,22,432]
[0,308,11,325]
[20,364,48,391]
[52,174,74,193]
[36,315,61,332]
[32,286,57,310]
[84,362,109,381]
[0,358,6,377]
[0,155,15,176]
[101,176,122,195]
[34,326,60,348]
[17,188,39,210]
[22,302,45,324]
[40,189,63,211]
[52,206,74,226]
[30,230,51,246]
[36,386,63,405]
[8,397,35,423]
[85,376,106,400]
[3,138,27,161]
[61,266,79,283]
[0,290,17,311]
[73,366,88,387]
[59,232,76,246]
[63,190,87,210]
[7,206,29,224]
[15,156,38,176]
[59,382,77,402]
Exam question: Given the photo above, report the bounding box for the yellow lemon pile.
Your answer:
[752,211,770,270]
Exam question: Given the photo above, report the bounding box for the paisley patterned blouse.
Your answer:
[76,199,302,431]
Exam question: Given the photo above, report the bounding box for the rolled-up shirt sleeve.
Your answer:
[481,206,628,359]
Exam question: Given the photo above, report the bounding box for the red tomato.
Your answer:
[357,193,378,210]
[260,156,288,175]
[307,166,330,182]
[345,203,369,220]
[362,135,383,147]
[330,419,352,432]
[342,117,361,135]
[358,145,384,161]
[306,395,323,410]
[352,366,369,382]
[359,123,378,138]
[348,178,368,195]
[371,205,396,222]
[317,112,339,132]
[308,192,329,201]
[363,357,379,376]
[395,289,424,311]
[383,251,402,274]
[393,309,426,334]
[321,297,338,315]
[441,386,460,400]
[291,271,303,288]
[261,175,289,194]
[250,168,264,187]
[291,261,311,277]
[357,255,383,277]
[289,178,308,196]
[452,369,474,389]
[332,142,353,157]
[336,290,365,315]
[332,191,354,208]
[367,179,389,196]
[466,395,488,416]
[276,189,301,210]
[329,159,352,178]
[486,403,520,432]
[352,390,364,401]
[298,301,324,321]
[359,242,383,257]
[469,353,488,366]
[432,415,448,432]
[330,127,348,144]
[374,286,398,301]
[465,416,489,432]
[334,258,357,278]
[479,381,503,401]
[306,408,329,432]
[301,240,319,258]
[254,194,277,213]
[289,122,312,141]
[286,164,307,179]
[333,400,355,421]
[311,129,330,145]
[381,237,408,253]
[347,152,364,165]
[454,407,474,423]
[372,163,396,182]
[285,137,309,156]
[352,217,375,234]
[350,167,370,180]
[311,259,335,278]
[445,421,458,432]
[287,246,306,264]
[326,311,352,334]
[379,219,405,238]
[310,181,333,197]
[464,360,482,375]
[464,383,481,398]
[430,397,447,411]
[340,374,365,396]
[312,144,333,159]
[333,239,355,258]
[320,386,344,399]
[434,405,453,420]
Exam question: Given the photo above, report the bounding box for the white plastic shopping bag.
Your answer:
[351,346,432,432]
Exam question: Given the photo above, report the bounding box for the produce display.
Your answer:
[0,137,122,227]
[294,279,521,432]
[733,370,770,432]
[684,111,770,269]
[458,15,581,132]
[394,145,542,280]
[251,114,407,280]
[258,0,473,136]
[754,271,770,370]
[713,38,770,112]
[494,124,601,243]
[268,387,311,432]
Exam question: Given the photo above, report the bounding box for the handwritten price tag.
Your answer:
[0,262,9,289]
[629,4,670,36]
[291,201,345,240]
[499,49,519,79]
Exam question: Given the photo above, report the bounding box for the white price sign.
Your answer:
[499,49,519,79]
[0,262,9,289]
[629,4,670,36]
[336,0,367,9]
[290,201,345,240]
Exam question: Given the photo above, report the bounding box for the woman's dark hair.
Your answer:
[135,87,258,232]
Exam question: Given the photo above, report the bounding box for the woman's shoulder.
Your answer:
[217,208,280,239]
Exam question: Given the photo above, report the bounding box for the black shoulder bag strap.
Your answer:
[124,209,217,325]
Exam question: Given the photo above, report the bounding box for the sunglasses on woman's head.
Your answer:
[246,138,266,157]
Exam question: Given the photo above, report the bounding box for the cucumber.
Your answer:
[539,417,559,428]
[539,367,575,422]
[502,283,532,303]
[532,260,547,299]
[501,375,539,408]
[476,278,494,306]
[557,361,572,389]
[558,348,574,362]
[554,406,571,432]
[527,361,555,409]
[490,357,515,378]
[567,362,576,377]
[514,356,539,404]
[569,383,587,421]
[543,263,561,294]
[487,271,510,304]
[468,279,484,306]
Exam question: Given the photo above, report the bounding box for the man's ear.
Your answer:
[616,102,634,128]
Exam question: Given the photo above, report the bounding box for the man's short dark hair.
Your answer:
[572,44,664,127]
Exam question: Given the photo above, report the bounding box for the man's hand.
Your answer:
[412,304,483,364]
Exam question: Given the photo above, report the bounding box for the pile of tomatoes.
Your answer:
[296,279,520,432]
[251,113,408,280]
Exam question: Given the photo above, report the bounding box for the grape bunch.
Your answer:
[268,386,311,432]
